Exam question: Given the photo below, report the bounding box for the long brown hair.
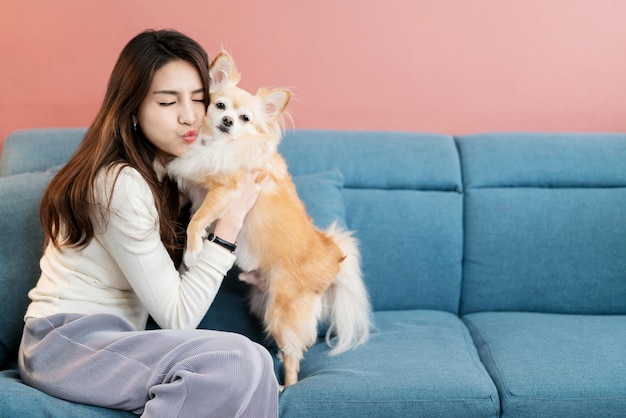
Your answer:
[40,29,210,264]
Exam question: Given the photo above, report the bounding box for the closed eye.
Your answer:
[159,102,176,107]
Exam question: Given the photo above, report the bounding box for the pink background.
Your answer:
[1,0,625,148]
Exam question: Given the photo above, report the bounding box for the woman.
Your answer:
[18,29,278,417]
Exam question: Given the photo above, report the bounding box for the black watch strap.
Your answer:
[207,233,237,253]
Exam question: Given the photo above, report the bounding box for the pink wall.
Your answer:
[1,0,625,148]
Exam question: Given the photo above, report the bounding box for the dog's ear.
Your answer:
[258,88,291,120]
[209,51,241,89]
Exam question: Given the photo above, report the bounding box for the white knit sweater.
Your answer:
[25,165,235,330]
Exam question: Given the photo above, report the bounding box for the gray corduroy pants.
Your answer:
[18,313,278,417]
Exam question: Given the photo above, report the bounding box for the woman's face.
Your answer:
[136,59,206,162]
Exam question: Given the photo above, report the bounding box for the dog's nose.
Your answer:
[222,116,234,127]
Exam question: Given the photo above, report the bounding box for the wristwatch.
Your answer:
[207,233,237,253]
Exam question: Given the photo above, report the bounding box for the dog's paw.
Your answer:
[184,236,204,268]
[183,248,201,268]
[239,270,270,293]
[239,270,269,292]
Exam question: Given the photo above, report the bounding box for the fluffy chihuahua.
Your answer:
[164,51,371,386]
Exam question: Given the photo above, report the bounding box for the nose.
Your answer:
[179,102,197,126]
[222,116,234,127]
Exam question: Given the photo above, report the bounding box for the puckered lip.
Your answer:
[182,130,197,143]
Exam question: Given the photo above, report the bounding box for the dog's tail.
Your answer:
[322,222,372,355]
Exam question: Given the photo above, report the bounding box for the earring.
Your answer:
[132,116,137,131]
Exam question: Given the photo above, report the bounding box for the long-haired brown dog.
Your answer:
[164,51,371,387]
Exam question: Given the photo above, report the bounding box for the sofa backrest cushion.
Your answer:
[280,130,464,313]
[0,128,86,177]
[1,128,466,341]
[0,169,57,366]
[458,133,626,315]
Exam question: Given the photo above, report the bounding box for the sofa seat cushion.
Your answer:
[464,312,626,418]
[279,310,500,418]
[0,368,133,417]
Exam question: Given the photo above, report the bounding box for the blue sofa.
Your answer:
[1,128,626,417]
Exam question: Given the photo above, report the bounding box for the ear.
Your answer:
[258,88,291,120]
[209,51,240,89]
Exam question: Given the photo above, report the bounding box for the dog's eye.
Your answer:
[240,114,250,123]
[215,102,225,110]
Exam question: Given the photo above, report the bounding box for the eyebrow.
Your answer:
[153,88,205,95]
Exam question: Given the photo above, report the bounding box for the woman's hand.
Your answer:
[212,173,263,244]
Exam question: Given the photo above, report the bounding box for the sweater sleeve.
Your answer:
[94,166,236,329]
